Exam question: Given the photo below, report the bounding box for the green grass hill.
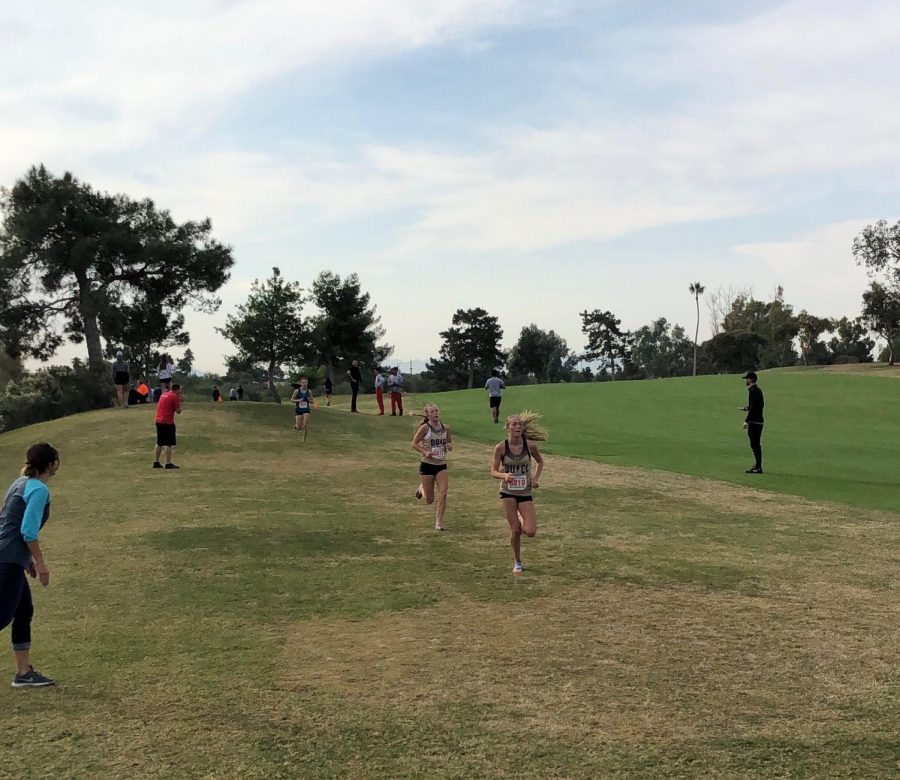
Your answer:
[418,364,900,513]
[0,369,896,778]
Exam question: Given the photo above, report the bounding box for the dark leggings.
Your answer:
[0,563,33,651]
[747,424,763,469]
[350,381,360,412]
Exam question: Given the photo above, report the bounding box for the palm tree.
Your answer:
[689,282,705,376]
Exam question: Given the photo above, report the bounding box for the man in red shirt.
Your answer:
[153,383,184,470]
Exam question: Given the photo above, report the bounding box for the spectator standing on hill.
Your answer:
[374,368,386,415]
[237,384,244,400]
[0,442,60,687]
[212,386,221,403]
[347,361,362,413]
[741,371,765,474]
[153,383,184,470]
[388,367,404,416]
[157,355,175,392]
[229,386,238,401]
[491,413,546,574]
[485,369,505,423]
[323,376,333,406]
[112,351,130,408]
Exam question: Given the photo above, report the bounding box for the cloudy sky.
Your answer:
[3,0,896,372]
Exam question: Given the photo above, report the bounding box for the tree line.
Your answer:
[421,224,900,387]
[1,165,899,429]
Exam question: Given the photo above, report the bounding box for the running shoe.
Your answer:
[434,523,446,531]
[12,667,55,688]
[415,487,423,500]
[512,562,524,574]
[152,462,163,469]
[165,463,180,470]
[745,466,763,474]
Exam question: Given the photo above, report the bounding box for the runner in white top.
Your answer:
[412,404,453,531]
[490,412,546,573]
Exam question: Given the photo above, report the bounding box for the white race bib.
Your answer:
[506,474,527,491]
[298,399,308,409]
[430,445,446,460]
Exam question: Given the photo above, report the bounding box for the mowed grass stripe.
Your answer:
[0,398,896,778]
[410,364,900,513]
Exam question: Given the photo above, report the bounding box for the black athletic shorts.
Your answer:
[156,423,177,447]
[489,396,502,409]
[419,462,448,477]
[499,493,533,503]
[115,371,130,386]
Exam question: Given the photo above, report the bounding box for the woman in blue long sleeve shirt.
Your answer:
[0,442,59,688]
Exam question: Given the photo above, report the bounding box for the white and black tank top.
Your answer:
[421,423,449,465]
[501,438,532,496]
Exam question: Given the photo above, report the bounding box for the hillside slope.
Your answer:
[414,366,900,512]
[0,401,896,778]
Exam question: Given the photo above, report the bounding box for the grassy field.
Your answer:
[416,364,900,513]
[0,371,897,778]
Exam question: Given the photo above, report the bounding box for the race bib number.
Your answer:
[506,474,527,491]
[298,400,308,409]
[430,445,446,460]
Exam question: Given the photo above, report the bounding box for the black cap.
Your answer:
[742,371,757,381]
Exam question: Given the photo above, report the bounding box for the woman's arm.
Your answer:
[530,443,544,487]
[27,541,49,586]
[22,485,50,586]
[490,443,510,482]
[412,425,431,457]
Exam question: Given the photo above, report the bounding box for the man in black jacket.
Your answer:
[742,371,764,474]
[347,360,362,413]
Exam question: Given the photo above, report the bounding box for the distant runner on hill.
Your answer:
[484,369,505,423]
[490,412,546,574]
[290,378,313,442]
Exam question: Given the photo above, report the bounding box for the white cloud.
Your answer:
[8,1,900,370]
[731,220,873,319]
[0,0,540,180]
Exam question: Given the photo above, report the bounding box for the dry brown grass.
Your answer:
[0,403,896,778]
[283,580,896,744]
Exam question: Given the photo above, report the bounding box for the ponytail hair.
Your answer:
[415,403,439,427]
[506,410,548,441]
[21,442,60,477]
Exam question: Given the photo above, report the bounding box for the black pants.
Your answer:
[0,563,33,650]
[350,381,360,412]
[747,424,763,469]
